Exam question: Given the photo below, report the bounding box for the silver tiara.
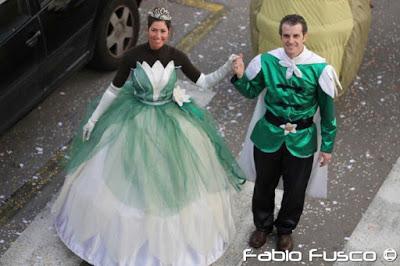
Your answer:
[148,7,172,21]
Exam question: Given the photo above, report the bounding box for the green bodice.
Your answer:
[130,61,177,103]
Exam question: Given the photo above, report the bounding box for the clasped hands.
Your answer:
[231,53,245,78]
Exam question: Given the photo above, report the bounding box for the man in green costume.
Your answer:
[231,14,341,251]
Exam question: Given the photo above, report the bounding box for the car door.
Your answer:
[0,0,45,132]
[35,0,98,92]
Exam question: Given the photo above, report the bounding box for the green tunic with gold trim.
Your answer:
[232,47,338,158]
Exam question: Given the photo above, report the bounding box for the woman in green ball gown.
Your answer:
[52,7,245,266]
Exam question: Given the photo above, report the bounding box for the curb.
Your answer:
[334,157,400,265]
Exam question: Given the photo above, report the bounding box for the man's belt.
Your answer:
[264,110,313,134]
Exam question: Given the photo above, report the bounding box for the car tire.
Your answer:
[90,0,140,70]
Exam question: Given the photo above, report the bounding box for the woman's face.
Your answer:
[148,21,169,50]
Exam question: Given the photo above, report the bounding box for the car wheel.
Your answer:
[90,0,140,70]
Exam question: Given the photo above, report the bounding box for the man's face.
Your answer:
[280,23,307,59]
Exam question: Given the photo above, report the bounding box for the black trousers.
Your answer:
[252,145,314,235]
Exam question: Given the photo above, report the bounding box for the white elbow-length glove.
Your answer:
[82,83,121,141]
[195,54,238,89]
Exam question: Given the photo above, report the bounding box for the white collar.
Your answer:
[268,46,326,65]
[268,46,326,79]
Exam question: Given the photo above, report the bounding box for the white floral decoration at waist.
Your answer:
[172,85,191,106]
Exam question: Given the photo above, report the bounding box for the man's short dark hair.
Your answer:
[279,14,308,35]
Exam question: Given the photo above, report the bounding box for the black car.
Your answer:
[0,0,142,134]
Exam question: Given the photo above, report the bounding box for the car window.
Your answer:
[0,0,30,40]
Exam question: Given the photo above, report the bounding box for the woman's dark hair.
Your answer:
[147,16,172,30]
[279,14,308,35]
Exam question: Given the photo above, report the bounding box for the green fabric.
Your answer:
[249,0,371,94]
[64,67,245,215]
[233,53,336,157]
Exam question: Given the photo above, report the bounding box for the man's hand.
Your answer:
[232,53,245,78]
[318,152,332,167]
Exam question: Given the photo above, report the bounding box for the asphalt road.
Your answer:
[0,0,399,265]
